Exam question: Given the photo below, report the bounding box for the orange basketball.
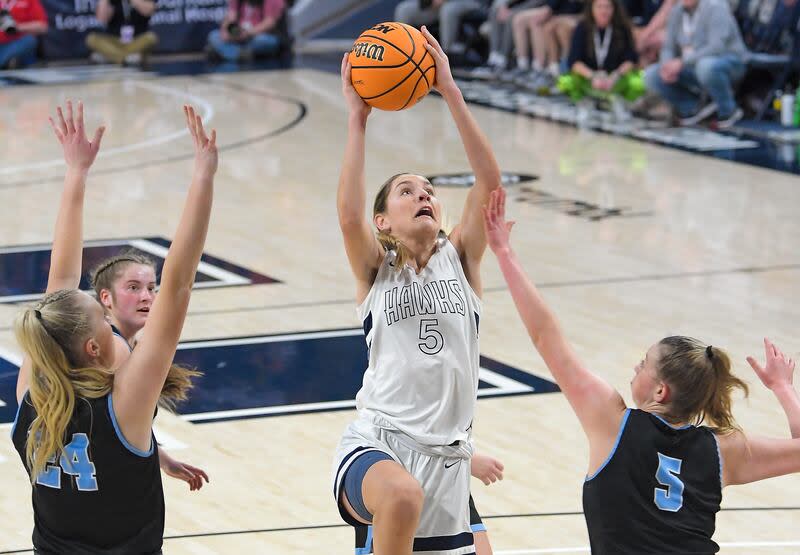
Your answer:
[348,22,436,111]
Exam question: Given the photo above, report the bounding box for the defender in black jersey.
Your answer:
[12,102,216,553]
[583,409,722,554]
[483,187,800,555]
[102,321,206,491]
[12,393,164,554]
[90,263,206,492]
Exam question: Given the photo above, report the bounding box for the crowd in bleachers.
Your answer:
[1,0,798,127]
[397,0,800,127]
[0,0,290,69]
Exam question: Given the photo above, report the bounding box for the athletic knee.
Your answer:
[377,475,423,518]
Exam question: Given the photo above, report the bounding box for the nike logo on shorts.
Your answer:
[444,460,460,469]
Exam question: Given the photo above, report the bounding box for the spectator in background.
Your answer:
[86,0,158,67]
[470,0,547,77]
[206,0,287,62]
[0,0,48,69]
[624,0,676,64]
[511,0,584,89]
[735,0,799,54]
[733,0,799,114]
[557,0,644,115]
[644,0,747,128]
[394,0,485,54]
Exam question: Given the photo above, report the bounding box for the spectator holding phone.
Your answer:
[206,0,286,62]
[0,0,48,70]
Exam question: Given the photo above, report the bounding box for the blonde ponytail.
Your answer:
[657,336,749,434]
[14,291,113,483]
[703,345,749,434]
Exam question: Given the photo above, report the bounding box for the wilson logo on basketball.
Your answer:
[352,42,386,62]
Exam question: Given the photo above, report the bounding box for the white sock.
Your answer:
[495,53,507,68]
[517,57,530,70]
[547,62,560,76]
[487,51,502,66]
[532,60,543,72]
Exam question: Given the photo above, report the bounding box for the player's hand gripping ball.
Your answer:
[348,22,436,111]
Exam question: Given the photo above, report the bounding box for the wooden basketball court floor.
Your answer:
[0,68,798,554]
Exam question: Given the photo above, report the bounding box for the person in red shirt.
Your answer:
[205,0,286,62]
[0,0,48,69]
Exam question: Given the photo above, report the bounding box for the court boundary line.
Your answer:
[170,261,800,319]
[0,82,215,176]
[494,542,800,554]
[0,76,307,190]
[0,262,797,332]
[1,507,798,553]
[0,236,256,304]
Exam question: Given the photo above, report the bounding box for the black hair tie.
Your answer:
[706,345,714,359]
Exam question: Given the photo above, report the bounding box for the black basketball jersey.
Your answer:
[583,409,722,555]
[11,392,164,554]
[111,323,133,351]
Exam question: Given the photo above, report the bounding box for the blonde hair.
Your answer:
[14,290,113,483]
[657,336,749,434]
[373,173,446,269]
[14,289,200,483]
[159,364,201,412]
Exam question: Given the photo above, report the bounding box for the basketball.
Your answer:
[348,22,437,111]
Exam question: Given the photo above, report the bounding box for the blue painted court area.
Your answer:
[0,329,560,424]
[0,236,278,304]
[173,329,559,423]
[0,354,22,424]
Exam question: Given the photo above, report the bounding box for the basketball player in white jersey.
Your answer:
[333,27,503,555]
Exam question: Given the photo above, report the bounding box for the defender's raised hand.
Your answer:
[183,105,218,177]
[748,338,795,391]
[48,100,106,170]
[482,187,515,255]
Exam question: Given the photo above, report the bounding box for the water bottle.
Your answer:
[781,92,795,126]
[794,91,800,127]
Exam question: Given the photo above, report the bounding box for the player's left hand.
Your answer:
[747,338,795,391]
[471,452,505,486]
[483,187,515,255]
[184,105,218,178]
[420,25,457,97]
[162,459,210,491]
[49,100,106,171]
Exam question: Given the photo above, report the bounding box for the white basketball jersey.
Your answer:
[355,234,481,446]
